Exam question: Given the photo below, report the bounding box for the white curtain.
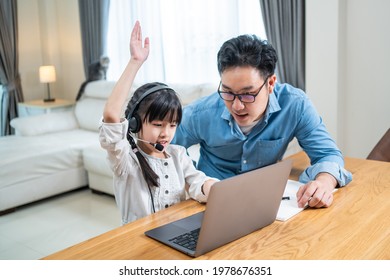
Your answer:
[107,0,266,85]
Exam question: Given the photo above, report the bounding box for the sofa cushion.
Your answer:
[170,84,203,105]
[84,80,117,99]
[83,145,113,177]
[77,80,136,131]
[0,130,98,191]
[74,98,106,132]
[10,111,79,136]
[198,83,216,100]
[77,80,114,132]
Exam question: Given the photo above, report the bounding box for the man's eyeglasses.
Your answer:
[217,77,269,104]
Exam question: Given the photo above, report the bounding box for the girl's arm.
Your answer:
[201,180,216,197]
[103,21,150,123]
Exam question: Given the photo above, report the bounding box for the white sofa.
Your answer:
[0,80,217,213]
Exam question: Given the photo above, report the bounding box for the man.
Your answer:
[172,34,352,209]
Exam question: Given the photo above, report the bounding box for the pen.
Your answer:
[282,196,290,200]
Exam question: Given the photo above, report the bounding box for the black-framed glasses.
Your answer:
[217,77,269,103]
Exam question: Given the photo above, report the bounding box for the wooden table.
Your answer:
[43,152,390,260]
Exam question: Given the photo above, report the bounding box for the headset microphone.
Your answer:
[131,135,164,152]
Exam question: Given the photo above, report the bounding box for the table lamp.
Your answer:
[39,65,56,102]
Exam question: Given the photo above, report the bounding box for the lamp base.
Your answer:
[44,98,56,102]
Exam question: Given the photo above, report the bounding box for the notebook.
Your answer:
[276,180,306,221]
[277,179,339,221]
[144,159,292,257]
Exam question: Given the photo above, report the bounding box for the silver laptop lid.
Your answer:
[194,159,292,256]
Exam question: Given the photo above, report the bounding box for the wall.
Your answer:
[306,0,390,158]
[18,0,84,102]
[18,0,43,101]
[17,0,390,158]
[306,0,344,143]
[344,0,390,158]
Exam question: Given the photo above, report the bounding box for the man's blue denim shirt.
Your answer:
[172,83,352,186]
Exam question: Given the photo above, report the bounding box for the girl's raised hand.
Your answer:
[130,21,150,64]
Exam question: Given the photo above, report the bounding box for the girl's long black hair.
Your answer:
[125,82,182,188]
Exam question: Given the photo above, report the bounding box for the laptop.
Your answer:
[144,159,292,257]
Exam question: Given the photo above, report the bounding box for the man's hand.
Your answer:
[296,173,338,208]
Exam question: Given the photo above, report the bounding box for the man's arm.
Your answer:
[295,97,352,208]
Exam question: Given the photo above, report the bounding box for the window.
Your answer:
[107,0,266,85]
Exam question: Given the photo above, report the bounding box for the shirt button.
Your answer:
[165,190,169,194]
[165,175,169,179]
[243,160,247,164]
[164,162,168,166]
[165,204,169,208]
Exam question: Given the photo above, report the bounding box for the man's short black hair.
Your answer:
[217,34,278,78]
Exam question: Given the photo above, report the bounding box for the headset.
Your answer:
[127,84,173,133]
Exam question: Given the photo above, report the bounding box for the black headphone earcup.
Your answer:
[127,84,172,134]
[129,113,141,133]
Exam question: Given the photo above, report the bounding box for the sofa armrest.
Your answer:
[11,111,79,136]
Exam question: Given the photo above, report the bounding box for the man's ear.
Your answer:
[267,74,277,93]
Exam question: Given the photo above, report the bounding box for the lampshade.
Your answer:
[39,65,56,83]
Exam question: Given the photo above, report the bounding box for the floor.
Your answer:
[0,187,119,260]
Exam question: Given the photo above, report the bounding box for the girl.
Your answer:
[99,21,217,224]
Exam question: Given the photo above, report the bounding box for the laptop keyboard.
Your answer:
[169,228,200,251]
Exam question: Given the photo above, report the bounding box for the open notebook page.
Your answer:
[276,180,305,221]
[277,179,338,221]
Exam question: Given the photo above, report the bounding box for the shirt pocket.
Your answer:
[255,138,287,167]
[206,142,243,162]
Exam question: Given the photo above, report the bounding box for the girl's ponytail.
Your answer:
[128,135,159,188]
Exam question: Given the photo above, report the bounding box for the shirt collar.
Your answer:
[265,92,281,120]
[221,105,232,121]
